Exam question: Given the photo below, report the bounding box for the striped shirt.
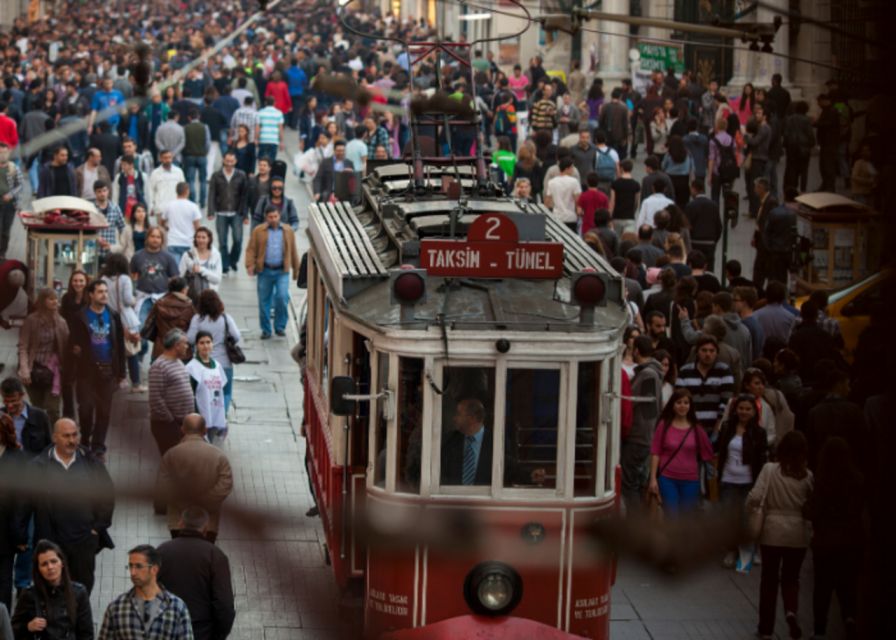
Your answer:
[96,201,126,255]
[257,106,284,145]
[676,361,734,429]
[230,106,259,142]
[149,355,195,422]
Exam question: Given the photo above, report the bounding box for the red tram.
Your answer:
[302,172,628,638]
[300,11,628,638]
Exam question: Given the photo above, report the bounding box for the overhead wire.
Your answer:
[441,0,857,76]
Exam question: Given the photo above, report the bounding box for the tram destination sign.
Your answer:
[420,213,564,279]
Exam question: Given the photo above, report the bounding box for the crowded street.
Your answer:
[0,1,890,640]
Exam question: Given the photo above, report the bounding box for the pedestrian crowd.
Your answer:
[0,1,888,639]
[0,1,332,637]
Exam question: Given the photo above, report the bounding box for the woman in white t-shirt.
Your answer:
[186,331,229,445]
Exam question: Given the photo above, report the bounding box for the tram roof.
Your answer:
[307,162,627,334]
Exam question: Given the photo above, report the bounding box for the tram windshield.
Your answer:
[439,366,496,487]
[437,365,560,491]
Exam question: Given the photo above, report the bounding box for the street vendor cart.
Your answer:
[794,192,882,293]
[17,196,109,297]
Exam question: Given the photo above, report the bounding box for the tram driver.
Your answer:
[441,398,546,487]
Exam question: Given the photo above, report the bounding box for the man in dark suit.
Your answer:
[440,398,545,486]
[751,176,779,290]
[1,377,51,457]
[313,139,354,203]
[684,178,722,269]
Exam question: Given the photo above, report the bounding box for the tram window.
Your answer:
[395,357,424,493]
[439,367,495,487]
[574,362,601,496]
[373,353,389,489]
[503,369,560,489]
[321,297,331,399]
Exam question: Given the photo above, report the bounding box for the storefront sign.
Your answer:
[420,213,564,279]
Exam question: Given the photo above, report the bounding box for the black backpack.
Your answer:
[711,135,739,184]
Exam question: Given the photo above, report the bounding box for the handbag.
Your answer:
[30,362,54,389]
[116,277,142,357]
[185,251,211,305]
[223,315,246,364]
[746,468,771,541]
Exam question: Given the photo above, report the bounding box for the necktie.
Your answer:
[462,435,477,485]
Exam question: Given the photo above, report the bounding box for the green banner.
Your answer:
[637,41,685,74]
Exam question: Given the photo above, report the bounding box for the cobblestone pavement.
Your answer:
[0,139,844,638]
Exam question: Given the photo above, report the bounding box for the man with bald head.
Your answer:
[24,418,115,593]
[156,414,233,543]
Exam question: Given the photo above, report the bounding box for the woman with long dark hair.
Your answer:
[648,389,715,515]
[748,430,813,640]
[585,78,605,132]
[621,325,641,378]
[662,135,693,207]
[653,348,677,406]
[805,437,863,639]
[17,288,69,424]
[717,394,769,568]
[10,540,93,639]
[735,82,755,127]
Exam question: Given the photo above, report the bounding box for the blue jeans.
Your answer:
[658,476,701,516]
[223,365,234,413]
[127,353,142,385]
[168,245,190,262]
[183,155,207,207]
[256,268,290,335]
[14,517,34,589]
[215,214,244,272]
[258,143,278,162]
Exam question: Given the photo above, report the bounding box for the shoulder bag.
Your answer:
[223,314,246,364]
[747,466,772,540]
[645,423,696,520]
[184,250,211,305]
[116,277,142,357]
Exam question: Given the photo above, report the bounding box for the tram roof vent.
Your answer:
[308,201,390,300]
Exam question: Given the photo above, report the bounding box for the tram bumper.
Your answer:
[379,614,584,639]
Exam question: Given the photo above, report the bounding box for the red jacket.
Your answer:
[264,81,292,115]
[0,114,18,149]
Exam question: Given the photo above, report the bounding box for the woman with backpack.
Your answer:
[662,135,694,207]
[648,389,715,516]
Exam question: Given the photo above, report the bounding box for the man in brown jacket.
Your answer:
[143,276,195,359]
[156,414,233,543]
[245,206,300,339]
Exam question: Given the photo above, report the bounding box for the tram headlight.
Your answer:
[463,562,523,617]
